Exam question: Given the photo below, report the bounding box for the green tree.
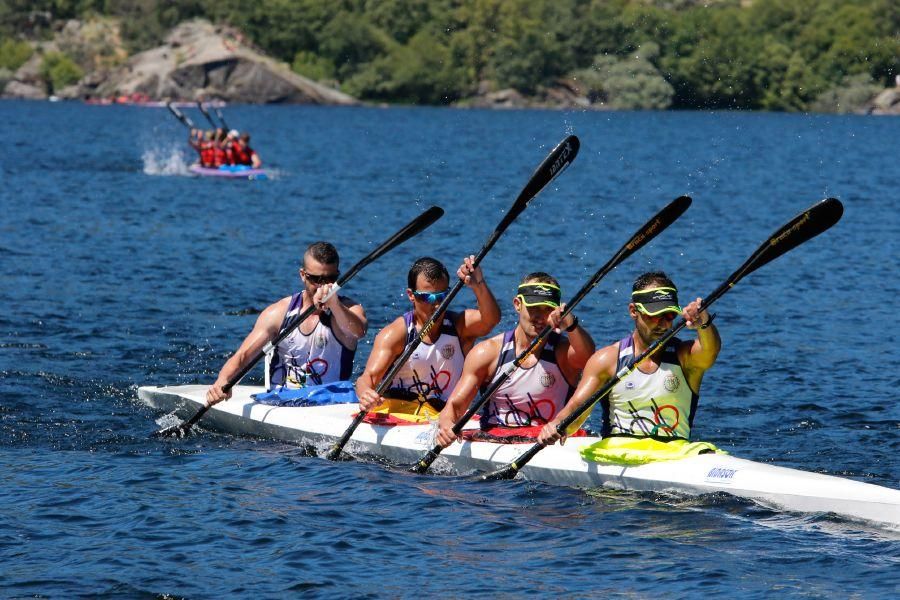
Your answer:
[0,38,33,70]
[40,50,83,92]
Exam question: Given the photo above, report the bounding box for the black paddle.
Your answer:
[214,106,231,131]
[153,205,445,438]
[481,197,844,481]
[409,195,693,474]
[324,135,581,461]
[197,101,219,129]
[166,102,196,129]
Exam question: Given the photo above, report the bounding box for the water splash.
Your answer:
[142,145,191,176]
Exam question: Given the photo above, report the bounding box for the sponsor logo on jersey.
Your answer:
[540,372,555,388]
[664,373,680,392]
[440,344,455,359]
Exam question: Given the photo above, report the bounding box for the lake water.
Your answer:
[1,100,898,597]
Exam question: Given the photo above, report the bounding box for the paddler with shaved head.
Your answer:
[356,256,500,419]
[538,271,721,461]
[435,272,595,446]
[206,241,367,405]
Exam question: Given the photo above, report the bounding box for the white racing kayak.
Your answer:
[139,384,900,529]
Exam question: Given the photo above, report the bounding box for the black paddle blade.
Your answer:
[623,195,691,255]
[214,107,230,130]
[408,448,441,474]
[479,465,519,481]
[340,206,444,283]
[152,422,190,439]
[152,404,210,438]
[502,135,580,228]
[732,198,844,284]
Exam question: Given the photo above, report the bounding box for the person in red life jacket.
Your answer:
[231,133,262,168]
[198,131,216,167]
[224,129,240,165]
[210,128,228,167]
[434,272,595,445]
[188,128,204,163]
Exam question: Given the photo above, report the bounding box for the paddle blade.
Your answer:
[167,102,193,129]
[500,135,580,230]
[340,206,444,284]
[730,198,844,285]
[214,107,230,130]
[618,195,692,264]
[480,465,519,481]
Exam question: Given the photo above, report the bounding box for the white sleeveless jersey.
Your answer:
[481,330,574,427]
[266,293,355,390]
[386,310,464,407]
[601,334,698,440]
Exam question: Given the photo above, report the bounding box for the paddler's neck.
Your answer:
[631,329,661,365]
[513,325,546,358]
[415,308,445,342]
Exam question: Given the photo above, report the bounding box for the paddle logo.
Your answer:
[549,140,574,178]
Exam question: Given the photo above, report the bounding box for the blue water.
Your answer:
[1,100,898,597]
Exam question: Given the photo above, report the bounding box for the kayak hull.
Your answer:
[189,164,267,180]
[139,384,900,529]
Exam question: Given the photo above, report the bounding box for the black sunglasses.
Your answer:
[303,270,339,285]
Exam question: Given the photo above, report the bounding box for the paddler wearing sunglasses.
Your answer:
[537,272,721,459]
[355,256,500,417]
[205,242,367,406]
[435,273,596,446]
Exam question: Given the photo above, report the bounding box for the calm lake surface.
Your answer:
[1,100,898,597]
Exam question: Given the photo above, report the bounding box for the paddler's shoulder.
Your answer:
[586,341,619,375]
[469,332,505,358]
[336,293,362,309]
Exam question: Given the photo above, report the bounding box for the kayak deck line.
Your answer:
[138,384,900,530]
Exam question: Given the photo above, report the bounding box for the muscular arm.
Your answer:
[206,297,289,405]
[548,303,596,382]
[679,297,722,393]
[321,290,367,351]
[435,336,501,447]
[456,256,501,345]
[538,343,617,445]
[355,318,406,411]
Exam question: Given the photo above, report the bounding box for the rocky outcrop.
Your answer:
[459,79,594,110]
[3,18,358,105]
[3,51,47,98]
[85,20,357,105]
[868,87,900,115]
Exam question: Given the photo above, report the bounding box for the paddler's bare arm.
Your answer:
[548,303,595,375]
[538,344,616,445]
[435,336,501,448]
[206,297,289,406]
[315,283,367,350]
[678,296,721,393]
[456,255,501,343]
[355,318,406,411]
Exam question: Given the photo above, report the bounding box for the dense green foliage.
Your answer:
[2,0,898,109]
[0,38,33,70]
[39,51,84,92]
